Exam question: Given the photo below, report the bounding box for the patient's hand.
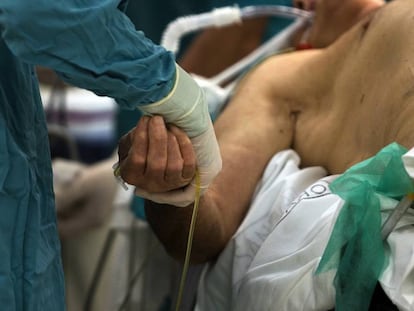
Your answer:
[118,115,196,193]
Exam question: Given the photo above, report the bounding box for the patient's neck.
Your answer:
[308,0,384,48]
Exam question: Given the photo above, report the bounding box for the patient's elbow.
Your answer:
[149,209,225,264]
[145,198,228,265]
[167,221,227,265]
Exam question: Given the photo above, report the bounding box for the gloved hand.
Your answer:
[118,64,222,207]
[53,156,118,239]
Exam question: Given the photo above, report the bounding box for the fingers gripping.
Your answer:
[119,116,196,194]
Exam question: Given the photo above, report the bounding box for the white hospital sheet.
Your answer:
[195,149,414,311]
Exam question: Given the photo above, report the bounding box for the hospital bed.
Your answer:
[46,5,413,311]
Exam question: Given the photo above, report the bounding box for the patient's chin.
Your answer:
[308,0,384,48]
[293,0,315,11]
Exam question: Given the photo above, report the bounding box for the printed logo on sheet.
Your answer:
[277,178,333,225]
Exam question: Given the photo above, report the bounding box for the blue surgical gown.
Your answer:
[0,0,177,310]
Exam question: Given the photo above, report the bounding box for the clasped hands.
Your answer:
[117,115,207,207]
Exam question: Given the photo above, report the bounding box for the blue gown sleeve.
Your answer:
[0,0,176,108]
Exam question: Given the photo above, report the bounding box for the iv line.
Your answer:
[175,170,202,311]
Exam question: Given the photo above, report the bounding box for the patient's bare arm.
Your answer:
[117,50,322,263]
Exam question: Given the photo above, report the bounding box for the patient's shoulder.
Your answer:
[244,49,325,108]
[367,0,414,45]
[290,0,414,173]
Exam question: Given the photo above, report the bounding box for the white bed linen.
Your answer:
[195,149,414,311]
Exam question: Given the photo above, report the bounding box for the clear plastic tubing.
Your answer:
[161,5,313,55]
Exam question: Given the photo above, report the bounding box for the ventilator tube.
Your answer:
[161,6,242,55]
[161,5,312,56]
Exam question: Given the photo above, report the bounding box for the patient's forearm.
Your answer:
[144,56,298,263]
[145,137,293,263]
[145,194,225,263]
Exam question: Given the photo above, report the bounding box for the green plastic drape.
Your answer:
[317,142,414,311]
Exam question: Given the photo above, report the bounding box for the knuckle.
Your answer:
[135,130,147,142]
[147,162,165,175]
[168,159,184,173]
[184,158,196,169]
[129,153,146,168]
[180,138,192,149]
[121,171,136,185]
[168,132,177,142]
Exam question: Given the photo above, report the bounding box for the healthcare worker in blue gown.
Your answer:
[0,0,221,309]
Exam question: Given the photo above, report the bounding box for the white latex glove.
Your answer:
[191,74,231,120]
[120,64,222,207]
[53,157,118,238]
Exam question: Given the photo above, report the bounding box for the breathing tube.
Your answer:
[161,5,313,55]
[161,5,313,89]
